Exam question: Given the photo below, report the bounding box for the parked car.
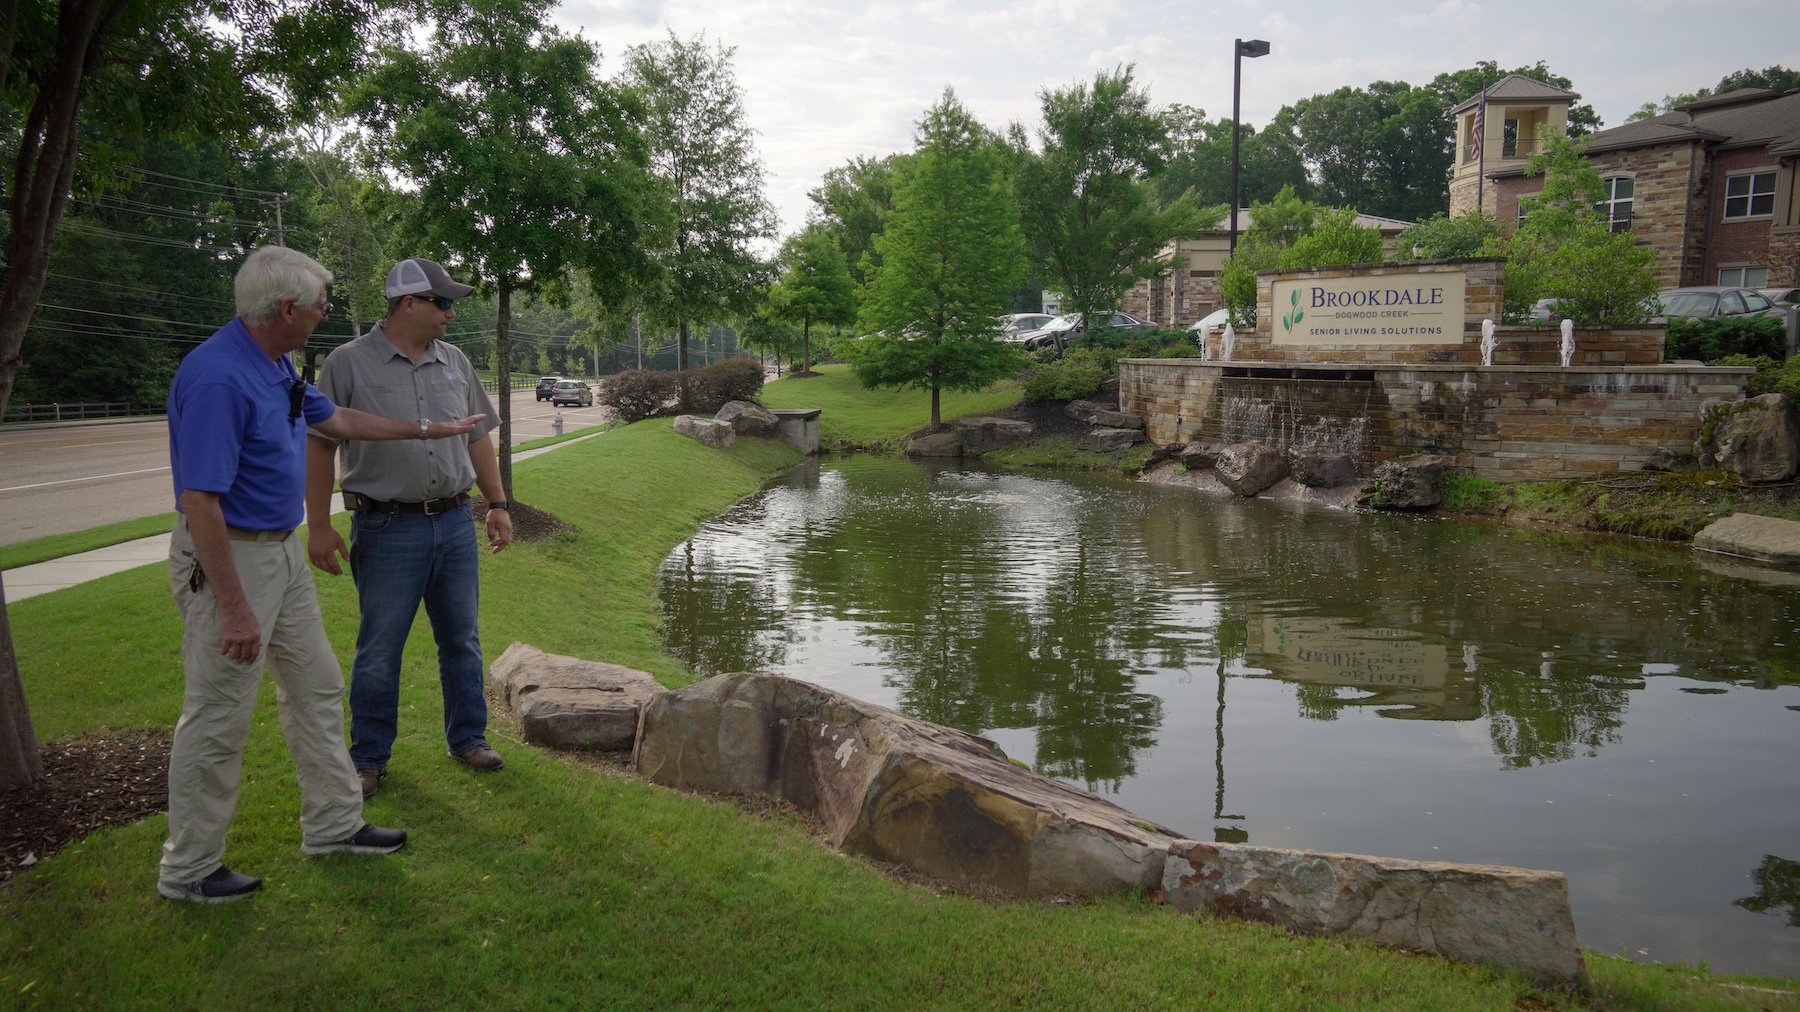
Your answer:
[1757,287,1800,308]
[549,379,593,407]
[1019,311,1154,351]
[535,375,564,401]
[996,312,1056,342]
[1655,286,1784,320]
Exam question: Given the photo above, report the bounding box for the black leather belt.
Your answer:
[344,491,470,516]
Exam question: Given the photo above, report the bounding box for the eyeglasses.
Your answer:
[288,379,307,421]
[414,294,455,312]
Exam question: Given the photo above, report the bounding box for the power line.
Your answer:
[110,164,286,199]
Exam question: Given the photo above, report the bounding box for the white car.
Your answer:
[1186,308,1231,337]
[996,313,1056,342]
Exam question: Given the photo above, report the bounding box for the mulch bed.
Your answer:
[475,498,572,542]
[1,729,171,884]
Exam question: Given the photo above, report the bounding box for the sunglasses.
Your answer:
[288,379,306,421]
[413,294,456,312]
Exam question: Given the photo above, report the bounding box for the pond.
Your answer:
[658,455,1800,976]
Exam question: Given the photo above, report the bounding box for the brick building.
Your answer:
[1121,210,1412,327]
[1458,82,1800,289]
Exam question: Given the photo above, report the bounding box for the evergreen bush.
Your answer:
[680,357,765,413]
[1666,316,1788,363]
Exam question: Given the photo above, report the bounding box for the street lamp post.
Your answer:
[1228,38,1270,256]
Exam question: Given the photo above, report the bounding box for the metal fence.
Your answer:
[2,401,159,424]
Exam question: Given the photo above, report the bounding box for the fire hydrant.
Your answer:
[553,411,564,436]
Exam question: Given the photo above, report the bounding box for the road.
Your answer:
[0,390,612,547]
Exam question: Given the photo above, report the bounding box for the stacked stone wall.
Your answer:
[1121,360,1749,482]
[1588,143,1698,288]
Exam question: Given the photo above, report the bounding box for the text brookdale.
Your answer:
[1310,286,1445,308]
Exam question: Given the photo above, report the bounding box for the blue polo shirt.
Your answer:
[167,318,336,530]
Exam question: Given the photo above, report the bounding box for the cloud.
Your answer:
[1397,0,1484,29]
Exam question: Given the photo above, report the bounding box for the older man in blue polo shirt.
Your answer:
[161,245,484,904]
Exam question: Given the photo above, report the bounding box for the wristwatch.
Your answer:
[487,500,510,511]
[417,418,430,440]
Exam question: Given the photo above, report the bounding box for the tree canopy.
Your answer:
[348,0,653,493]
[774,225,856,374]
[1017,66,1199,338]
[847,89,1024,427]
[624,30,775,372]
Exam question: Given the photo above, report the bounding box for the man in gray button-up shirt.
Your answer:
[304,257,512,799]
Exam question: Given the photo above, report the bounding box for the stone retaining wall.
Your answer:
[1121,360,1751,481]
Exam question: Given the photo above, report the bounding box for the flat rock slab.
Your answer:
[673,415,736,448]
[1693,512,1800,568]
[953,416,1032,455]
[1164,841,1584,982]
[634,672,1181,897]
[490,642,664,751]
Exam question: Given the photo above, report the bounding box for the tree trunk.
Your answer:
[496,283,513,498]
[802,316,812,373]
[0,0,130,794]
[0,573,44,792]
[677,319,689,372]
[931,384,941,428]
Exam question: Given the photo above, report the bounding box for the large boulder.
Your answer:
[1065,399,1111,424]
[1082,427,1143,453]
[1215,442,1289,496]
[489,642,664,751]
[634,673,1180,897]
[1179,441,1224,470]
[954,416,1032,455]
[1703,393,1800,483]
[1290,451,1358,489]
[1091,408,1146,431]
[1360,455,1446,509]
[1694,512,1800,568]
[715,400,779,438]
[673,414,736,448]
[1163,842,1583,982]
[905,430,964,457]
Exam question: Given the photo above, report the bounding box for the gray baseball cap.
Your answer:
[384,258,475,300]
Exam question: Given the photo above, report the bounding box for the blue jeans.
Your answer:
[347,504,487,770]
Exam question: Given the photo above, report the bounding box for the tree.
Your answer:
[1397,211,1501,260]
[1715,66,1800,95]
[846,88,1025,427]
[1153,103,1308,211]
[624,30,776,373]
[1272,80,1450,221]
[347,0,653,496]
[807,153,909,287]
[774,225,856,374]
[1488,135,1658,324]
[1017,66,1199,347]
[0,0,390,792]
[735,283,803,376]
[1218,186,1381,323]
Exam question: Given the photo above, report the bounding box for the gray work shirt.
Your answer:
[310,322,499,503]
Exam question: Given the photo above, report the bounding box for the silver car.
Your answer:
[549,379,593,407]
[1656,286,1783,320]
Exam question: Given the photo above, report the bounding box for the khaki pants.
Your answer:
[159,517,363,888]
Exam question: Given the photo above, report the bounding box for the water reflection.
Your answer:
[658,455,1800,975]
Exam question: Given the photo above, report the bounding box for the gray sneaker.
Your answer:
[302,823,407,856]
[158,865,263,904]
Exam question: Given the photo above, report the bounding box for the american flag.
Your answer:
[1471,93,1486,163]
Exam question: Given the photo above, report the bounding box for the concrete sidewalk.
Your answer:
[4,432,607,603]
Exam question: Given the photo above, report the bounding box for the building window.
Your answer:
[1502,119,1519,157]
[1595,177,1633,232]
[1723,171,1776,219]
[1719,266,1769,287]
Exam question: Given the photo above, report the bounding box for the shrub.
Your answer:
[1666,315,1788,363]
[1023,355,1108,402]
[598,369,677,423]
[1712,353,1800,400]
[680,357,765,413]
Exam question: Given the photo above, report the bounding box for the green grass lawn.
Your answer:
[5,415,1797,1007]
[761,363,1022,450]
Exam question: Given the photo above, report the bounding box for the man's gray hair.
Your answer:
[235,245,333,326]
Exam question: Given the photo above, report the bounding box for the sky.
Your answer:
[552,0,1800,237]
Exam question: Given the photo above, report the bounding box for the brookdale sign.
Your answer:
[1271,272,1465,346]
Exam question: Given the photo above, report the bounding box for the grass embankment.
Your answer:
[6,416,1797,1006]
[1442,469,1800,540]
[762,363,1020,450]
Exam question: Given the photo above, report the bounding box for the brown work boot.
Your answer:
[452,743,504,771]
[357,768,384,799]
